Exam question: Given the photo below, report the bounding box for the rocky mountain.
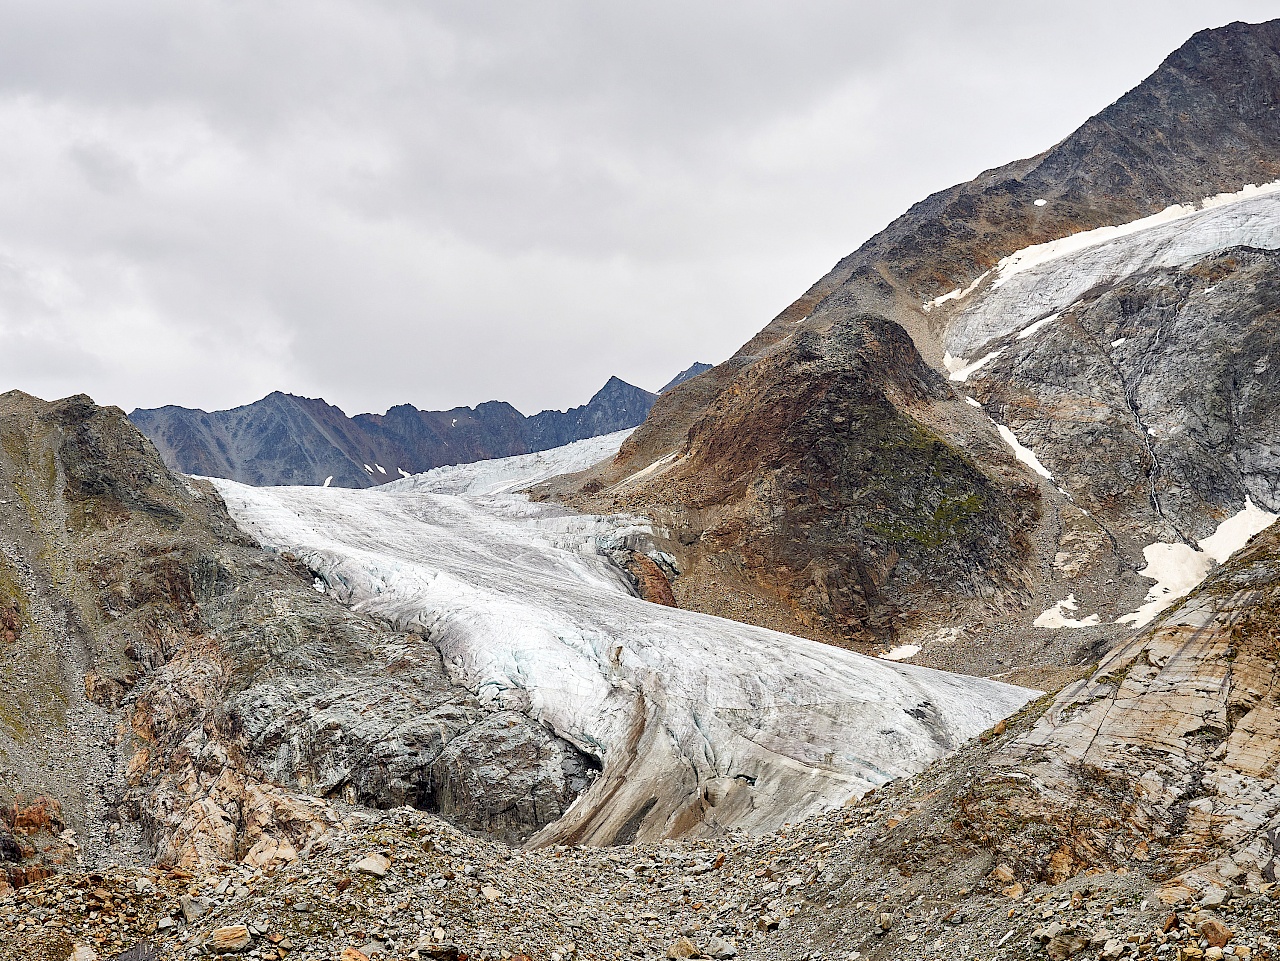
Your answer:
[558,19,1280,661]
[128,374,660,489]
[658,362,712,394]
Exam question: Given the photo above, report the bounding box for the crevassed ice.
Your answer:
[387,429,633,496]
[211,445,1037,845]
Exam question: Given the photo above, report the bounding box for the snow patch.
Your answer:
[1034,594,1099,629]
[1111,337,1127,347]
[964,396,982,408]
[923,269,992,313]
[878,644,921,661]
[946,187,1280,356]
[994,181,1280,289]
[948,351,1002,383]
[1119,498,1280,627]
[1034,199,1047,207]
[322,476,333,488]
[996,424,1053,479]
[363,464,373,473]
[398,468,411,479]
[1016,313,1058,340]
[610,451,681,492]
[375,464,386,475]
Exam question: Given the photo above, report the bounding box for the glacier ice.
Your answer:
[212,443,1037,846]
[945,189,1280,357]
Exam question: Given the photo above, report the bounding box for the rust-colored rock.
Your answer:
[1198,918,1232,948]
[620,550,677,607]
[209,925,252,953]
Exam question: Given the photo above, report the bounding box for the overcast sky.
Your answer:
[0,2,1270,416]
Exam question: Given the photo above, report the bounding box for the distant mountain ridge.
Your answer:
[130,374,662,488]
[659,362,712,394]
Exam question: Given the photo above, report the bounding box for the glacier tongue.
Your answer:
[213,470,1036,846]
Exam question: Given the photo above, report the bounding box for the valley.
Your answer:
[3,16,1280,961]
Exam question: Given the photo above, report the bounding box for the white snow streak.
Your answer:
[1016,313,1058,340]
[878,644,922,661]
[947,351,1002,383]
[996,424,1053,479]
[994,181,1280,289]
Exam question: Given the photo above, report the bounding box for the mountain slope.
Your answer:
[0,391,596,890]
[129,375,660,488]
[561,19,1280,657]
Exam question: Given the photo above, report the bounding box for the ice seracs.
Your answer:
[213,439,1037,845]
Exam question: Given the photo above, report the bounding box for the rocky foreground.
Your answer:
[3,698,1277,961]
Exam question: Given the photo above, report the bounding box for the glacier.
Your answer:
[212,443,1036,846]
[944,188,1280,357]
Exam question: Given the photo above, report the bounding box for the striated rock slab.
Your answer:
[982,524,1280,891]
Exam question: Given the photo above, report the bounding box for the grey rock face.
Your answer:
[526,376,656,452]
[967,247,1280,546]
[658,363,712,394]
[230,623,596,842]
[130,375,663,489]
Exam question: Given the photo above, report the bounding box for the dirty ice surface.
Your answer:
[213,439,1036,845]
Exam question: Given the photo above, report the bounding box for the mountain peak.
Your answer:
[659,363,713,394]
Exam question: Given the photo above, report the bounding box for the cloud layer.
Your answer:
[0,1,1265,415]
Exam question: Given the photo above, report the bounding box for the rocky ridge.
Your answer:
[130,376,660,490]
[556,19,1280,655]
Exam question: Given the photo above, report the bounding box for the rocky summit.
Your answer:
[7,15,1280,961]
